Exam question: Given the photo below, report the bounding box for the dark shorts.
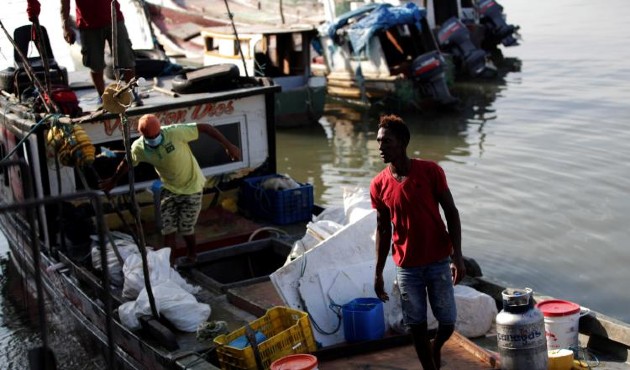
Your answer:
[79,21,135,72]
[396,258,457,326]
[160,188,203,236]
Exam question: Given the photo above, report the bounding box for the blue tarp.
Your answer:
[327,2,427,54]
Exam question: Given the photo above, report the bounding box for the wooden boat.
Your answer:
[318,2,460,110]
[0,17,285,368]
[317,0,520,110]
[138,1,326,127]
[199,24,326,128]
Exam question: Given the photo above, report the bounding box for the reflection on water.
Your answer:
[276,1,630,324]
[0,238,106,369]
[285,55,520,207]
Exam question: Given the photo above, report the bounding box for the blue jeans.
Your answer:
[397,258,457,326]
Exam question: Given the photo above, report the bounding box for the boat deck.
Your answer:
[222,280,500,369]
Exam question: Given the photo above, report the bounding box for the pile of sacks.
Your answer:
[91,232,209,332]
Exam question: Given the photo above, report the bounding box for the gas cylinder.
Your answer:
[496,288,547,370]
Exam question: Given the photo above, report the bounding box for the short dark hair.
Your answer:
[378,114,410,146]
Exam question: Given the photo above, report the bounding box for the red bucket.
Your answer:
[270,354,318,370]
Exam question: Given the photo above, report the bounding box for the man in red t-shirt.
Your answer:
[371,114,465,370]
[60,0,140,106]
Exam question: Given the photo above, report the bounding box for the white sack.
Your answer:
[385,284,496,338]
[122,248,200,300]
[118,281,211,332]
[91,232,142,287]
[118,301,141,331]
[454,285,497,338]
[343,187,373,225]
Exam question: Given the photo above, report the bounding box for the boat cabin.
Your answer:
[201,25,318,83]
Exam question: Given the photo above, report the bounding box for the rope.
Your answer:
[571,345,599,369]
[0,114,55,162]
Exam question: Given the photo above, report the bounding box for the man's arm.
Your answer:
[439,188,466,285]
[196,124,241,161]
[99,160,130,193]
[60,0,75,44]
[374,206,392,302]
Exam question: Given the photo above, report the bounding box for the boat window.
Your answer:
[264,33,308,76]
[292,33,303,52]
[81,122,244,192]
[190,121,241,169]
[379,22,434,75]
[234,40,250,58]
[205,37,217,53]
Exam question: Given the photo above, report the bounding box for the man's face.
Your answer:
[376,127,403,164]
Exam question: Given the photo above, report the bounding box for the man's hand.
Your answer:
[99,177,116,194]
[374,274,389,302]
[224,143,241,161]
[62,23,75,44]
[451,255,467,285]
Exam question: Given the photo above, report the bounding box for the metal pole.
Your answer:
[223,0,249,77]
[120,114,159,318]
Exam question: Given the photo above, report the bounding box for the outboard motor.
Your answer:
[411,51,458,107]
[477,0,519,47]
[437,17,495,78]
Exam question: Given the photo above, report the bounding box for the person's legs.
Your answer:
[160,188,178,264]
[79,28,107,97]
[113,22,142,106]
[397,266,437,370]
[163,232,177,264]
[177,192,203,263]
[426,259,457,369]
[90,70,106,97]
[183,234,197,261]
[432,323,454,369]
[409,322,437,370]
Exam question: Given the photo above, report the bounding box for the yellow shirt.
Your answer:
[131,123,205,194]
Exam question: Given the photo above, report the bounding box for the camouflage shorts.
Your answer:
[160,188,202,236]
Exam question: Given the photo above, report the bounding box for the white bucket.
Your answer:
[535,299,581,350]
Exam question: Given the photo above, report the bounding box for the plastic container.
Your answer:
[547,349,574,370]
[270,354,318,370]
[535,299,581,351]
[213,307,317,370]
[241,174,314,225]
[496,288,547,370]
[342,297,385,342]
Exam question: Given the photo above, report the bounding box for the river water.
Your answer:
[2,0,630,368]
[276,0,630,322]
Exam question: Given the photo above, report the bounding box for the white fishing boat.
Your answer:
[199,24,326,127]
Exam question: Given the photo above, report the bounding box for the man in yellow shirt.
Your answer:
[100,114,241,266]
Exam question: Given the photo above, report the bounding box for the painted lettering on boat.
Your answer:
[102,100,235,136]
[191,100,235,120]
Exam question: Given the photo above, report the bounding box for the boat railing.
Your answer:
[0,159,116,369]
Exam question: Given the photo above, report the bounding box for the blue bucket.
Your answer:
[342,297,385,342]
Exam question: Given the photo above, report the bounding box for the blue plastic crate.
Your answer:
[241,174,314,225]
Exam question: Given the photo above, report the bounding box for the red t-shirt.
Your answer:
[370,159,452,267]
[75,0,124,29]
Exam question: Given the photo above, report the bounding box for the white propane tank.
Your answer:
[496,288,548,370]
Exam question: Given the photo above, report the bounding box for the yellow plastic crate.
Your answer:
[213,307,317,370]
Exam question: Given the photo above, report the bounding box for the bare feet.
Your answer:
[177,254,197,268]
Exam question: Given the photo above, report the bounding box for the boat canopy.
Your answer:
[326,2,427,54]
